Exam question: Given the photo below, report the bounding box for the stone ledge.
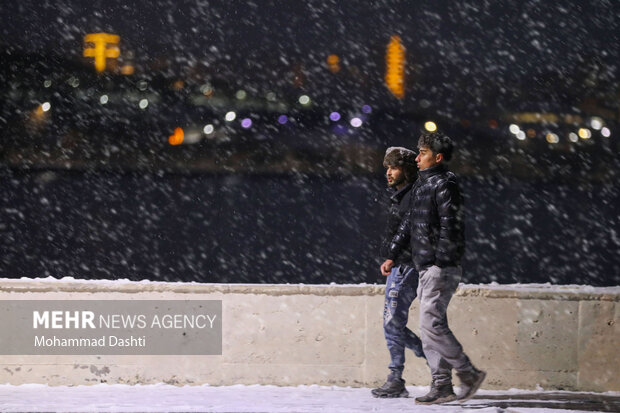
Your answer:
[0,278,617,301]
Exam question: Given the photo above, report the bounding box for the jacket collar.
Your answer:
[418,163,446,180]
[389,182,413,203]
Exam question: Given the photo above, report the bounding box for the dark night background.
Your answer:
[1,1,619,285]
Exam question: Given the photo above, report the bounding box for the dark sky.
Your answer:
[2,0,619,114]
[4,1,618,67]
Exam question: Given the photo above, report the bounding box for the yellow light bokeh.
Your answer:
[545,133,559,144]
[578,128,591,139]
[120,64,135,75]
[424,121,437,132]
[83,33,121,73]
[385,35,406,99]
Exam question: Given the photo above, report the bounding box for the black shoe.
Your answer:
[414,382,456,405]
[456,367,486,402]
[371,374,409,398]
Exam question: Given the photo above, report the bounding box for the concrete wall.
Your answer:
[0,279,618,392]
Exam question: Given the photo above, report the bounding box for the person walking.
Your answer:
[381,132,486,405]
[371,147,426,398]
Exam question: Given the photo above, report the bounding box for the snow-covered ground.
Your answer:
[0,383,618,412]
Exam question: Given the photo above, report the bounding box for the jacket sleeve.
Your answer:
[434,177,465,267]
[386,210,411,261]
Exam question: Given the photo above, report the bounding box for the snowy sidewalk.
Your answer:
[0,384,618,412]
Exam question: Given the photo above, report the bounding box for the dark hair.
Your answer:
[417,132,454,162]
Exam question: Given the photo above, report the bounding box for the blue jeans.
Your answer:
[383,265,425,377]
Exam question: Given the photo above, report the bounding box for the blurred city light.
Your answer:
[329,112,341,121]
[183,130,202,144]
[509,124,520,134]
[137,80,148,91]
[225,111,237,121]
[236,90,247,100]
[298,95,311,105]
[350,117,362,127]
[326,54,340,73]
[512,112,559,123]
[527,129,537,138]
[168,127,184,145]
[424,121,437,132]
[362,105,372,114]
[385,35,406,99]
[43,80,52,88]
[99,95,108,104]
[568,132,579,142]
[41,102,51,112]
[266,92,277,102]
[578,128,592,139]
[83,33,120,73]
[516,131,526,140]
[589,117,603,130]
[601,127,611,138]
[203,124,214,135]
[138,99,148,109]
[200,84,213,96]
[120,64,134,75]
[277,115,288,124]
[241,118,252,128]
[545,133,559,144]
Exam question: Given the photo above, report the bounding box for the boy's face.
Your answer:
[386,165,406,188]
[416,145,441,171]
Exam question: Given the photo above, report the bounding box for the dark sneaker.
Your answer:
[371,375,409,398]
[456,367,486,402]
[414,382,456,405]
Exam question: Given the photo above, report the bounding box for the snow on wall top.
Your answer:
[0,277,618,300]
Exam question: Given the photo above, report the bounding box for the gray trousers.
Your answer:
[417,265,473,386]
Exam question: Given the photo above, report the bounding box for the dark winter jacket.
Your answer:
[380,182,414,266]
[387,164,464,271]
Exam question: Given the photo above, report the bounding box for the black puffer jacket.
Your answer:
[387,164,464,271]
[380,182,413,266]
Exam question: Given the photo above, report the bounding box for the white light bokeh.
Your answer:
[203,124,215,135]
[601,127,611,138]
[589,117,603,130]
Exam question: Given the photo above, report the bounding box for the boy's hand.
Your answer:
[380,259,394,276]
